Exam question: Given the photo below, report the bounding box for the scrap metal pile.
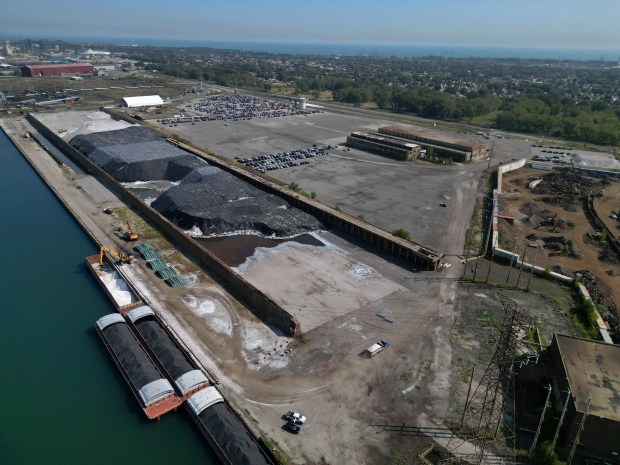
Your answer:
[532,168,610,205]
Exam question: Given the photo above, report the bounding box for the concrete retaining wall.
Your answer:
[28,113,301,336]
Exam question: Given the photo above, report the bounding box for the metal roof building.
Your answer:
[378,125,489,162]
[121,95,164,108]
[21,63,94,77]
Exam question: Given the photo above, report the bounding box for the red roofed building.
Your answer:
[21,63,93,77]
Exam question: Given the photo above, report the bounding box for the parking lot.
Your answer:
[530,144,620,169]
[150,110,490,252]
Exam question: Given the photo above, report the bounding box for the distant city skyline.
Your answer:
[1,0,619,50]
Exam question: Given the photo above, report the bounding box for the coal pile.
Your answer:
[152,166,323,237]
[102,322,162,389]
[70,126,200,182]
[198,402,270,465]
[71,126,164,153]
[134,319,195,381]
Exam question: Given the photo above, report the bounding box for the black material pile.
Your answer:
[102,323,161,390]
[198,403,270,465]
[71,126,164,153]
[152,166,323,237]
[134,319,194,380]
[70,127,202,182]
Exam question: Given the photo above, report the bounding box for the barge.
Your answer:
[87,249,275,463]
[186,388,274,465]
[126,305,210,399]
[96,313,182,420]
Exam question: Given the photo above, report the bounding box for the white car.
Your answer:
[285,411,306,424]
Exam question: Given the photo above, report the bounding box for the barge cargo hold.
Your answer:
[96,313,182,420]
[186,388,274,465]
[127,305,210,399]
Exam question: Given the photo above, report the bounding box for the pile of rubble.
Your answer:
[576,270,620,318]
[532,168,609,205]
[541,236,582,259]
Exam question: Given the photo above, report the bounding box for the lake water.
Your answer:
[0,128,218,465]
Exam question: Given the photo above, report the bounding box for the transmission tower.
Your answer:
[442,297,533,465]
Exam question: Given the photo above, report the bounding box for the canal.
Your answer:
[0,128,218,464]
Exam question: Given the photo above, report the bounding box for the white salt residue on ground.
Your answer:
[242,326,291,370]
[184,295,232,335]
[183,272,199,287]
[234,239,331,275]
[337,318,364,333]
[348,263,378,279]
[99,269,138,307]
[63,113,133,140]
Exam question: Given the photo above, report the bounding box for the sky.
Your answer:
[1,0,619,49]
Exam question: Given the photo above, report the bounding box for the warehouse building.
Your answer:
[21,63,93,77]
[378,126,489,162]
[346,132,421,161]
[546,334,620,461]
[121,95,164,108]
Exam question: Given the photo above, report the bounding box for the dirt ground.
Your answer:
[1,113,583,465]
[500,167,620,329]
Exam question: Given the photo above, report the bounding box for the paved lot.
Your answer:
[151,111,520,253]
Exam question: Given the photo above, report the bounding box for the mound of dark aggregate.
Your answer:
[165,155,209,181]
[70,127,198,182]
[198,402,270,465]
[71,126,164,153]
[152,166,323,237]
[134,319,194,381]
[102,323,161,390]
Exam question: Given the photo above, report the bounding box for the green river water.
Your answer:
[0,128,218,464]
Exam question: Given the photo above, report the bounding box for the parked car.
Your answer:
[284,422,301,434]
[439,203,447,207]
[284,412,306,424]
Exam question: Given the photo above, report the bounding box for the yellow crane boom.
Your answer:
[99,246,134,265]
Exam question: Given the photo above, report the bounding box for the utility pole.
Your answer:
[505,235,519,287]
[550,389,571,453]
[459,363,475,430]
[529,384,553,457]
[463,232,471,279]
[473,210,487,281]
[567,394,592,465]
[516,246,529,289]
[526,244,540,291]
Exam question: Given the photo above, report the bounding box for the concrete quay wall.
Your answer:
[27,113,301,336]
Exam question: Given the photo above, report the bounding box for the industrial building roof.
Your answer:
[24,63,93,70]
[554,334,620,421]
[122,95,164,107]
[380,125,484,150]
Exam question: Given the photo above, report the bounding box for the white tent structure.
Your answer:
[122,95,164,108]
